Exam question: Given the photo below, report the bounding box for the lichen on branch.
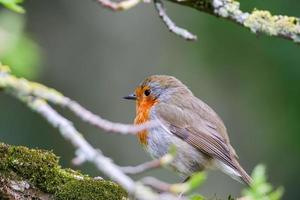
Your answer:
[2,0,299,43]
[95,0,300,43]
[168,0,300,43]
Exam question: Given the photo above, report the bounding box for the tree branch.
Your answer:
[95,0,300,43]
[95,0,141,11]
[168,0,300,43]
[121,152,174,174]
[0,64,283,199]
[0,64,190,200]
[0,65,157,135]
[154,0,197,40]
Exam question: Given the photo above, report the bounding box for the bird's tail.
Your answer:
[215,159,252,186]
[236,162,252,186]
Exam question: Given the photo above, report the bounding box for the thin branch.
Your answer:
[154,0,197,41]
[64,98,158,134]
[95,0,141,11]
[12,95,179,200]
[121,153,174,174]
[0,66,158,135]
[142,177,172,193]
[121,159,162,174]
[93,0,300,43]
[141,177,189,194]
[25,96,136,192]
[0,64,187,200]
[167,0,300,44]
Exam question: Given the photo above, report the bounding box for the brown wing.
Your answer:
[154,101,252,185]
[154,102,238,171]
[169,124,238,171]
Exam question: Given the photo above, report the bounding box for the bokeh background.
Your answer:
[0,0,299,199]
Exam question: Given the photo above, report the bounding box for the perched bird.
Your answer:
[124,75,251,185]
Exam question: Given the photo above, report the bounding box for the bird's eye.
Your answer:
[144,89,151,96]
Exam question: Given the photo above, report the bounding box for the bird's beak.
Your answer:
[123,93,136,100]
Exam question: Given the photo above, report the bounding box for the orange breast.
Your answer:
[134,99,158,145]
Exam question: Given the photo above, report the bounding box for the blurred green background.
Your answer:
[0,0,299,199]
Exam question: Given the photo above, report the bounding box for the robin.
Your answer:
[124,75,252,185]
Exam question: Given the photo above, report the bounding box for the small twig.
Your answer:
[14,95,158,199]
[121,153,174,174]
[9,96,187,200]
[93,0,300,44]
[0,66,158,135]
[154,0,197,41]
[141,177,189,194]
[23,96,137,193]
[141,177,172,192]
[64,98,159,134]
[0,64,188,200]
[96,0,141,11]
[121,159,161,174]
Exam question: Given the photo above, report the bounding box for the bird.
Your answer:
[123,75,252,185]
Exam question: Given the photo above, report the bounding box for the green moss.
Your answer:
[56,179,127,200]
[0,143,127,200]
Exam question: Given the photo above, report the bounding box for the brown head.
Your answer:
[124,75,192,109]
[123,75,192,144]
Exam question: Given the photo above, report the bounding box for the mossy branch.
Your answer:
[0,143,127,200]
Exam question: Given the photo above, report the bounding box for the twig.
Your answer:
[121,159,161,174]
[93,0,300,43]
[95,0,141,11]
[141,177,189,194]
[0,64,187,200]
[11,95,169,200]
[169,0,300,44]
[24,96,137,193]
[121,153,174,174]
[64,98,158,134]
[142,177,172,192]
[0,66,158,135]
[154,0,197,41]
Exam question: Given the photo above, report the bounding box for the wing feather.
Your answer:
[154,102,238,171]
